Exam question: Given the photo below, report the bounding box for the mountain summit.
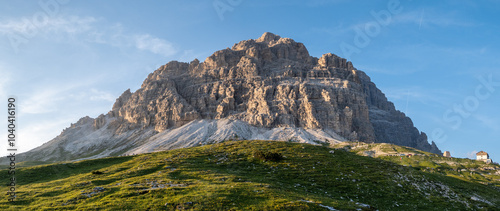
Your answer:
[17,32,440,162]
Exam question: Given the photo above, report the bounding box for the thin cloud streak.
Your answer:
[393,9,477,28]
[473,114,500,132]
[382,86,458,108]
[20,77,115,115]
[0,15,177,57]
[323,8,477,43]
[0,16,97,36]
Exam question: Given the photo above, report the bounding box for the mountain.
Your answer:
[13,32,440,163]
[1,141,498,210]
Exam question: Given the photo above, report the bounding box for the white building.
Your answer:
[476,151,489,160]
[476,151,492,164]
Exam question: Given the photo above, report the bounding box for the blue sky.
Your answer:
[1,0,499,162]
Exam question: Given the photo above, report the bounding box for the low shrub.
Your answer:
[253,150,283,162]
[91,170,104,175]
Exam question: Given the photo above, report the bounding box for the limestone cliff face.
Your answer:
[108,32,439,153]
[107,33,371,143]
[12,32,440,163]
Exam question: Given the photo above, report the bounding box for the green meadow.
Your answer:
[1,140,499,210]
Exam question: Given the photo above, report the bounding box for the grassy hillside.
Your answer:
[1,140,499,210]
[334,142,500,187]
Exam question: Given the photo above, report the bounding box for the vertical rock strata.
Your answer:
[108,32,439,153]
[16,32,440,163]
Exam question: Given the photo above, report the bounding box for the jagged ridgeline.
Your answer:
[16,32,440,162]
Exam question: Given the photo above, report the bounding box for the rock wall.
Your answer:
[12,32,440,164]
[108,32,439,153]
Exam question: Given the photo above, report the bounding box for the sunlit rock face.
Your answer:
[13,32,440,163]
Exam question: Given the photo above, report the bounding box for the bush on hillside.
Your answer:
[253,150,283,162]
[91,170,104,175]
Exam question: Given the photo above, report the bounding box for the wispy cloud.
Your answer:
[466,150,478,159]
[338,8,475,30]
[473,114,500,132]
[21,87,67,114]
[333,8,476,41]
[84,21,178,57]
[381,86,463,111]
[0,16,97,36]
[384,87,460,101]
[0,15,177,57]
[135,34,176,57]
[20,79,115,115]
[393,9,477,28]
[357,44,492,76]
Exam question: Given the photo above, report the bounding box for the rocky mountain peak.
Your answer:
[207,32,313,70]
[106,33,438,153]
[256,32,281,43]
[14,32,441,163]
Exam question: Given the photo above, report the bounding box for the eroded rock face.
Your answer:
[106,33,370,142]
[108,32,439,153]
[13,32,440,163]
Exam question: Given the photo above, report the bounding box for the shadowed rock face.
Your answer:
[13,32,440,163]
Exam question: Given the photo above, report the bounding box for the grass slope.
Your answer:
[1,140,499,210]
[335,142,500,188]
